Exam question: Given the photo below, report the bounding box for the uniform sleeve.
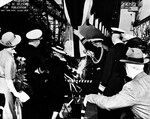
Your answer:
[86,83,136,110]
[100,48,114,88]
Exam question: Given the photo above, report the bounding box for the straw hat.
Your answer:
[0,31,21,47]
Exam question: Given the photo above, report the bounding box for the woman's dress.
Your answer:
[0,49,17,119]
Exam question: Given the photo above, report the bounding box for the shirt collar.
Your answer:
[134,71,147,80]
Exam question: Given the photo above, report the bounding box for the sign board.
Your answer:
[0,0,13,8]
[0,0,29,12]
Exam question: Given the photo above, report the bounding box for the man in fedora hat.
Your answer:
[84,48,150,119]
[123,36,149,76]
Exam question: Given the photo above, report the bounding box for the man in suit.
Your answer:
[84,48,150,119]
[98,27,128,119]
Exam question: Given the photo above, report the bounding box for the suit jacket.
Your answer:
[87,72,150,119]
[100,43,128,96]
[97,43,128,119]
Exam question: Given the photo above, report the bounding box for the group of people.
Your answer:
[79,27,150,119]
[0,24,150,119]
[0,28,69,119]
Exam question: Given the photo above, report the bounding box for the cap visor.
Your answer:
[90,38,103,42]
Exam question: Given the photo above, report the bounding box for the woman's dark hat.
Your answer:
[79,24,104,39]
[120,48,149,64]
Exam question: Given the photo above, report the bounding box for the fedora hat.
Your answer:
[126,37,146,50]
[0,31,21,47]
[51,46,67,55]
[120,48,149,64]
[26,29,42,40]
[111,27,125,34]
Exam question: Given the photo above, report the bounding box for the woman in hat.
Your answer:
[84,48,150,119]
[0,31,29,119]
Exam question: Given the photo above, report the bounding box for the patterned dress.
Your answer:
[0,49,17,119]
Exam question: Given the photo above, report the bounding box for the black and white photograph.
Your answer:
[0,0,150,119]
